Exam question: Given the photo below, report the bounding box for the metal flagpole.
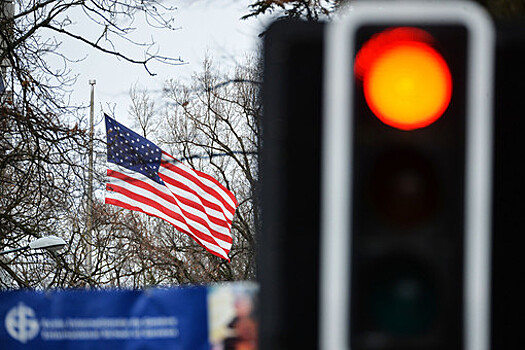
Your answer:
[86,79,96,274]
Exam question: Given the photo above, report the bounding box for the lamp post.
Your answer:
[86,79,96,274]
[0,236,67,256]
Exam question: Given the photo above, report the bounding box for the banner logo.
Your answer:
[4,302,40,344]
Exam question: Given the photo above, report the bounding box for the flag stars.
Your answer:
[106,117,162,184]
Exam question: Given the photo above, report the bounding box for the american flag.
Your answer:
[104,114,238,261]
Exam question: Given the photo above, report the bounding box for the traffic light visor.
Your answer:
[355,27,452,130]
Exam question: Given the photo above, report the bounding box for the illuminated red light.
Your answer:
[355,27,452,130]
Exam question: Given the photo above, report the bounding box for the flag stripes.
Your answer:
[106,163,234,259]
[160,153,236,224]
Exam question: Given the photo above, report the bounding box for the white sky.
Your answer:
[66,0,271,127]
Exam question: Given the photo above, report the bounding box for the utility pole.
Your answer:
[1,0,14,97]
[86,79,96,274]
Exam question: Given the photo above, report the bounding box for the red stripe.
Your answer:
[159,171,232,226]
[194,168,238,206]
[108,170,176,208]
[152,166,233,228]
[159,161,235,215]
[162,151,235,204]
[108,170,233,244]
[168,194,233,242]
[106,174,232,248]
[105,197,229,261]
[161,160,236,216]
[175,194,230,228]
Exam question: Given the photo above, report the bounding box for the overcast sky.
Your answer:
[67,0,271,127]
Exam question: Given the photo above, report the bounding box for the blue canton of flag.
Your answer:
[106,116,163,184]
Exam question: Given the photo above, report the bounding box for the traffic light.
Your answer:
[259,20,326,350]
[320,2,494,350]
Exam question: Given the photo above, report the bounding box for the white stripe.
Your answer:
[169,193,232,236]
[160,159,235,222]
[158,170,233,233]
[196,171,237,210]
[162,154,237,214]
[162,161,236,220]
[162,178,233,230]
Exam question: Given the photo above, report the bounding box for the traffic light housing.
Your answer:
[259,20,326,350]
[259,2,499,350]
[320,2,494,350]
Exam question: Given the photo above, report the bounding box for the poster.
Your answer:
[0,282,258,350]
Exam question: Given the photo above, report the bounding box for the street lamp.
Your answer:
[0,236,67,256]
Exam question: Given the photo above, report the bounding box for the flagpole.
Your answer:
[86,79,96,275]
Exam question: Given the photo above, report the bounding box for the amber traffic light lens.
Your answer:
[355,27,452,130]
[369,149,440,228]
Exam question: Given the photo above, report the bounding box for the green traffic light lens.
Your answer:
[368,258,438,336]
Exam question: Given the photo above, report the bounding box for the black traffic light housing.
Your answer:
[258,2,525,350]
[258,20,325,350]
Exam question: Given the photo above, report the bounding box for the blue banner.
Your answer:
[0,287,209,350]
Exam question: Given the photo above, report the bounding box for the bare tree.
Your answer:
[243,0,525,21]
[128,82,158,138]
[243,0,341,21]
[81,56,261,287]
[0,0,181,289]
